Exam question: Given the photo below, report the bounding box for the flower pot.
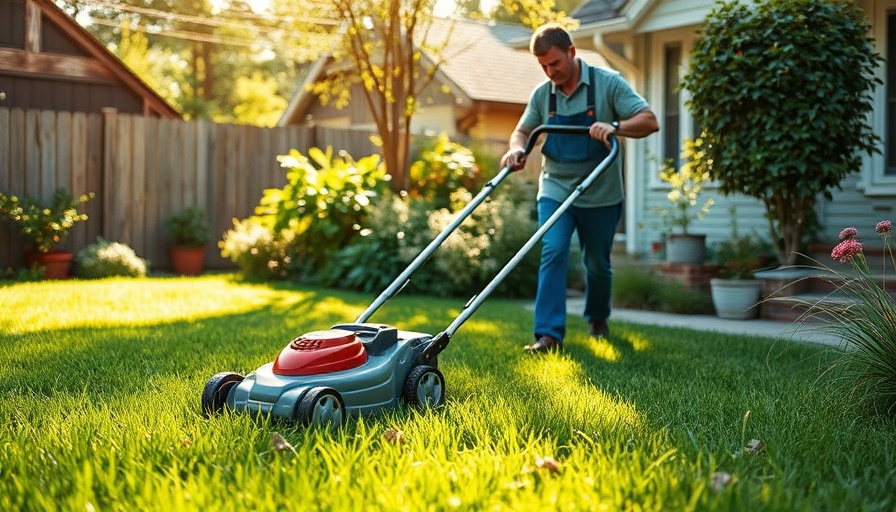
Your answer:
[710,278,763,319]
[170,246,206,275]
[666,233,706,265]
[26,251,74,280]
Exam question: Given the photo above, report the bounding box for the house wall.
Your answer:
[627,0,896,260]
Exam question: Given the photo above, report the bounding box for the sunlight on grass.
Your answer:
[584,337,623,362]
[2,276,896,511]
[0,276,296,333]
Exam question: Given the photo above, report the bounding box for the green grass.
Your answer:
[1,275,895,511]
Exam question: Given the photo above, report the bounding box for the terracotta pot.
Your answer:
[26,251,74,280]
[170,246,206,275]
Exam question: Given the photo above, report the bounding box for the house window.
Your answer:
[663,44,682,169]
[887,11,896,176]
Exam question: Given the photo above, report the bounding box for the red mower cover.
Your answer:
[273,329,368,376]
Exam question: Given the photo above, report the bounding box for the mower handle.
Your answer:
[354,124,598,325]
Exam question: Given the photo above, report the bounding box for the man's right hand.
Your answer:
[501,148,527,171]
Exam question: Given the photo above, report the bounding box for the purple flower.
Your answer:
[876,220,892,235]
[831,238,864,263]
[839,226,858,240]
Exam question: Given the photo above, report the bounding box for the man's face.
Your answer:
[536,46,576,87]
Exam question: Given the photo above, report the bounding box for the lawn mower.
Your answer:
[201,125,619,428]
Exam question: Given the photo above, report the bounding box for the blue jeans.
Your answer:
[534,198,622,343]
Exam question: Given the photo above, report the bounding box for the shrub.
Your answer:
[408,133,483,211]
[321,187,539,299]
[257,147,390,272]
[73,238,149,278]
[612,261,660,310]
[219,217,299,280]
[682,0,880,265]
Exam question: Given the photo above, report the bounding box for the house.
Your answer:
[569,0,896,256]
[0,0,179,117]
[279,18,609,145]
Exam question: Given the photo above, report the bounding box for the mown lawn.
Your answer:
[1,275,894,511]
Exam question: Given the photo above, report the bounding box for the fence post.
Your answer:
[101,107,117,239]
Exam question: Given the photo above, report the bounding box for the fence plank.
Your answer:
[0,108,400,271]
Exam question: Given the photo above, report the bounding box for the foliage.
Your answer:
[164,207,211,247]
[2,265,44,282]
[5,276,896,510]
[256,147,389,273]
[408,133,483,211]
[806,221,896,416]
[653,138,714,234]
[612,260,661,310]
[0,189,94,254]
[321,186,540,298]
[219,217,298,280]
[490,0,580,28]
[682,0,881,266]
[73,238,149,279]
[713,206,772,279]
[231,71,290,127]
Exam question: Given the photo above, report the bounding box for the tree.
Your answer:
[681,0,881,266]
[292,0,449,189]
[490,0,580,28]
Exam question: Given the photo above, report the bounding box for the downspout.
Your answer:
[592,32,648,256]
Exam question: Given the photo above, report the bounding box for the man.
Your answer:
[501,24,659,353]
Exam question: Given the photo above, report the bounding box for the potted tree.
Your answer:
[654,138,714,264]
[164,207,211,275]
[710,207,771,319]
[0,189,94,279]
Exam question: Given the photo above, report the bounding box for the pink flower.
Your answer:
[831,238,864,263]
[839,226,858,240]
[876,220,892,235]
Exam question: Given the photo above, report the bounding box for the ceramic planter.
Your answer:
[710,278,763,319]
[666,233,706,265]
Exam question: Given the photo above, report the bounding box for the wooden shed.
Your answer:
[0,0,179,118]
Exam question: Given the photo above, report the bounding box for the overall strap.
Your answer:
[548,64,596,117]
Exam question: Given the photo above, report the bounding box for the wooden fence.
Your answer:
[0,107,382,271]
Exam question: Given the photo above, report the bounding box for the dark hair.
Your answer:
[530,24,573,56]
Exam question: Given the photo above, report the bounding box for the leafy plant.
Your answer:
[219,217,298,280]
[713,206,771,279]
[682,0,881,265]
[164,207,211,247]
[807,221,896,415]
[0,189,93,253]
[653,138,714,234]
[408,133,483,211]
[258,147,390,272]
[73,237,149,278]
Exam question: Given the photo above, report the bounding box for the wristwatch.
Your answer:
[611,121,621,134]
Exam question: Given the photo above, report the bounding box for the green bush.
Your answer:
[682,0,880,265]
[612,261,660,310]
[408,133,483,211]
[256,147,390,272]
[73,238,149,278]
[322,185,540,299]
[219,217,299,280]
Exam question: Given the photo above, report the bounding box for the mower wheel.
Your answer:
[201,372,244,417]
[297,387,345,429]
[402,365,445,408]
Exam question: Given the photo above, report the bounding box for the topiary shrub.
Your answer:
[73,238,149,278]
[682,0,881,265]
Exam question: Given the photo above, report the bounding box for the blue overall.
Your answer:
[534,66,622,344]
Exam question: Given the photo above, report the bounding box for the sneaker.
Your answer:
[524,335,561,354]
[589,320,609,339]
